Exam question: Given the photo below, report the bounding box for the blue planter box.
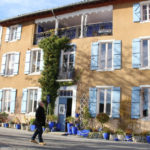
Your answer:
[30,125,36,131]
[56,123,61,131]
[72,126,77,135]
[67,123,73,135]
[48,122,55,130]
[4,123,9,128]
[103,133,110,140]
[77,130,90,137]
[146,136,150,143]
[16,124,21,129]
[125,135,132,142]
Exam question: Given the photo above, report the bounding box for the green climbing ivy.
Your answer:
[38,34,71,114]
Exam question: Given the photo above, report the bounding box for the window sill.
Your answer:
[56,79,73,82]
[140,20,150,23]
[28,72,41,76]
[2,74,16,77]
[96,69,114,72]
[139,67,150,70]
[6,39,18,43]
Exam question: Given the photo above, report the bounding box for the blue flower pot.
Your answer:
[75,113,79,118]
[67,123,73,135]
[146,136,150,143]
[103,133,110,140]
[16,124,21,129]
[48,122,55,130]
[125,135,132,142]
[56,123,61,131]
[30,125,36,131]
[72,126,77,135]
[43,127,45,131]
[4,123,9,128]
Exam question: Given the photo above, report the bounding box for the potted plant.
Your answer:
[30,118,36,131]
[0,112,8,127]
[125,128,133,141]
[14,117,21,129]
[102,127,111,140]
[116,128,125,141]
[9,120,15,128]
[21,123,27,130]
[66,116,75,134]
[109,129,116,141]
[46,114,58,131]
[132,132,142,142]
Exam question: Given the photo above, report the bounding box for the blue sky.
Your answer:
[0,0,83,20]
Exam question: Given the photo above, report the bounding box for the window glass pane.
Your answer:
[100,43,106,69]
[33,90,38,112]
[62,55,68,72]
[31,51,36,73]
[2,90,11,112]
[6,54,15,75]
[142,40,148,67]
[143,5,147,21]
[106,89,111,115]
[143,88,149,117]
[149,4,150,20]
[69,54,74,71]
[99,89,104,113]
[28,90,33,112]
[107,43,112,69]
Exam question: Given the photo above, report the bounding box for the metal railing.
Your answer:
[58,69,75,80]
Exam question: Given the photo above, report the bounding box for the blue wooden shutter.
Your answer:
[132,39,141,68]
[133,3,141,22]
[91,42,99,70]
[10,89,16,113]
[1,54,6,76]
[24,51,31,74]
[131,87,140,119]
[89,88,97,117]
[112,87,120,118]
[37,88,42,101]
[16,25,22,40]
[13,52,20,75]
[0,89,3,112]
[40,50,44,71]
[21,89,28,113]
[113,40,122,70]
[5,27,10,42]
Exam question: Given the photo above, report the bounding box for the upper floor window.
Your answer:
[5,25,22,42]
[24,49,43,75]
[0,89,16,113]
[21,88,41,113]
[0,26,2,45]
[1,52,20,76]
[91,40,121,71]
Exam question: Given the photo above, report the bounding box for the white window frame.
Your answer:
[8,25,18,42]
[29,49,42,75]
[4,52,17,76]
[140,85,150,120]
[140,38,150,70]
[96,86,113,117]
[26,87,39,114]
[1,88,12,113]
[60,49,75,72]
[140,1,150,23]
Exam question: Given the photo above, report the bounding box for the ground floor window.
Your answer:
[27,89,38,113]
[98,88,112,115]
[2,89,11,112]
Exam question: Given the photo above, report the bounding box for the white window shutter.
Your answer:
[40,50,44,71]
[24,51,31,74]
[0,89,3,112]
[16,25,22,40]
[37,88,42,101]
[21,89,28,113]
[5,27,10,42]
[10,89,16,113]
[1,54,6,76]
[0,26,3,45]
[13,52,20,75]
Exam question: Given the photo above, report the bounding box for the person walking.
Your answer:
[30,101,46,145]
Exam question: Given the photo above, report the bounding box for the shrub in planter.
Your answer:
[30,118,36,131]
[0,112,8,123]
[102,127,111,140]
[47,115,58,130]
[132,133,142,142]
[116,128,125,141]
[125,128,133,141]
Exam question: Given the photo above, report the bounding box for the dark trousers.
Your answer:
[31,125,43,142]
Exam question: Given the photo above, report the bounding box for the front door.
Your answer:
[58,97,72,131]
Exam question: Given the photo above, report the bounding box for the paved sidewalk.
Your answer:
[0,127,150,150]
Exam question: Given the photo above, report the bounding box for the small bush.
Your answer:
[46,115,58,122]
[96,113,109,128]
[30,118,36,125]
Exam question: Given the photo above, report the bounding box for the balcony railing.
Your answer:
[58,69,75,80]
[33,22,112,45]
[84,22,112,37]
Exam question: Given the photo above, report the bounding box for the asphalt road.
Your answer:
[0,127,150,150]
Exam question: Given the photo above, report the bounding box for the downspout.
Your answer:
[51,9,59,35]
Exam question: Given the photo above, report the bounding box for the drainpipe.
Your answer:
[51,9,59,35]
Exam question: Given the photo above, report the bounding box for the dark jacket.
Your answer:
[35,105,46,126]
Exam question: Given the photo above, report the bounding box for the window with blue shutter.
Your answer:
[131,87,140,119]
[133,3,141,22]
[24,51,31,74]
[16,25,22,40]
[112,87,121,118]
[13,52,20,75]
[40,50,44,71]
[1,54,6,75]
[89,88,97,117]
[132,39,141,68]
[113,40,122,70]
[0,90,2,112]
[10,89,16,113]
[21,89,28,113]
[143,88,148,117]
[91,42,99,70]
